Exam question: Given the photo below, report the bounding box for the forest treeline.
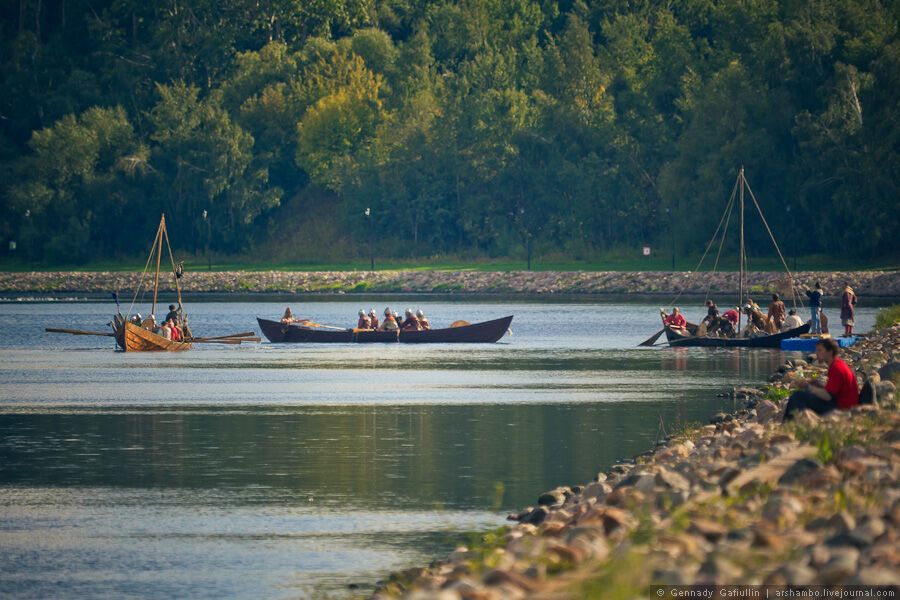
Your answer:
[1,0,898,265]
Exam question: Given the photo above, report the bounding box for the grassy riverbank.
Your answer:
[374,311,900,598]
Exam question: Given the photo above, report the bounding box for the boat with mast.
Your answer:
[47,214,258,351]
[652,167,810,348]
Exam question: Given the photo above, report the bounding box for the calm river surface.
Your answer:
[0,299,881,598]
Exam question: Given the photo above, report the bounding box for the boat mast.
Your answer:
[738,167,745,332]
[151,214,165,319]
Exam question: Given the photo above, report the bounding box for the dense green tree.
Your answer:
[0,0,898,265]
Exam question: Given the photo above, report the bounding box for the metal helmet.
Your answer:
[369,308,376,316]
[358,309,365,316]
[384,307,392,316]
[416,309,425,318]
[405,308,413,316]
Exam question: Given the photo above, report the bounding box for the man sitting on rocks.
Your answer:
[783,338,859,421]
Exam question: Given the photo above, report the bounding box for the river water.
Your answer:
[0,299,881,598]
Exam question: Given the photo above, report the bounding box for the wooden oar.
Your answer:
[186,332,255,342]
[189,336,261,344]
[638,328,665,347]
[46,328,115,337]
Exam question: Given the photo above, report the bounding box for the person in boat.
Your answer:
[782,308,804,331]
[357,310,371,329]
[401,308,421,331]
[368,309,379,330]
[130,313,142,326]
[662,307,687,330]
[741,303,770,337]
[164,303,182,326]
[159,320,172,340]
[168,317,182,342]
[783,338,859,421]
[700,300,726,336]
[142,314,157,330]
[720,307,739,337]
[380,308,399,331]
[840,282,857,337]
[805,282,824,334]
[281,307,297,324]
[767,293,786,331]
[416,309,430,330]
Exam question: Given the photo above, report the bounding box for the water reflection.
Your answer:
[0,300,883,598]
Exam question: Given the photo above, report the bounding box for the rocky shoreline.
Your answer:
[373,322,900,598]
[1,269,898,297]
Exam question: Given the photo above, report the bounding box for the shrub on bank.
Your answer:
[875,304,900,329]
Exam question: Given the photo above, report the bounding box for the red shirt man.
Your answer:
[825,356,860,410]
[783,338,858,421]
[664,310,686,328]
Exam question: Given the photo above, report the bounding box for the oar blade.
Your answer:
[638,328,665,347]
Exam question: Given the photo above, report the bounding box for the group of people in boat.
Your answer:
[280,306,432,331]
[356,308,431,331]
[661,295,806,339]
[128,303,191,341]
[660,280,859,340]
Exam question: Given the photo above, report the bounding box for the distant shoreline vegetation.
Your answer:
[2,2,898,266]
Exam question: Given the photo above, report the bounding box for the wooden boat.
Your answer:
[664,322,810,348]
[650,167,809,349]
[119,320,193,352]
[47,214,253,351]
[257,315,513,344]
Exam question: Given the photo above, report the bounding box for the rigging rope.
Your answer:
[742,177,801,310]
[705,180,738,303]
[126,219,163,319]
[669,175,741,308]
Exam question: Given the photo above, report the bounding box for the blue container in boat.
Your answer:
[780,336,858,352]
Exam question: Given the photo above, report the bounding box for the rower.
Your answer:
[402,308,421,331]
[368,309,379,330]
[721,307,739,337]
[357,310,371,329]
[380,308,399,331]
[416,309,430,330]
[281,307,296,324]
[662,307,687,330]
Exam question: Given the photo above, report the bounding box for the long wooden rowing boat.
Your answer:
[257,315,513,344]
[119,321,193,352]
[664,322,810,348]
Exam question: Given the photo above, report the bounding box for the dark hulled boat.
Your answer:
[650,167,810,349]
[664,322,810,348]
[257,315,513,344]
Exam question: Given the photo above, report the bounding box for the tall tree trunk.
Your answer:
[61,0,65,29]
[35,0,42,40]
[19,0,25,33]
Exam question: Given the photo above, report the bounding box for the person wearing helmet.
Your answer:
[380,307,398,331]
[401,308,421,331]
[368,309,379,330]
[416,309,430,330]
[357,309,371,330]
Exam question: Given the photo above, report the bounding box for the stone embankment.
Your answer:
[374,323,900,598]
[1,269,899,297]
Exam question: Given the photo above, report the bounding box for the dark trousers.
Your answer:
[782,390,835,422]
